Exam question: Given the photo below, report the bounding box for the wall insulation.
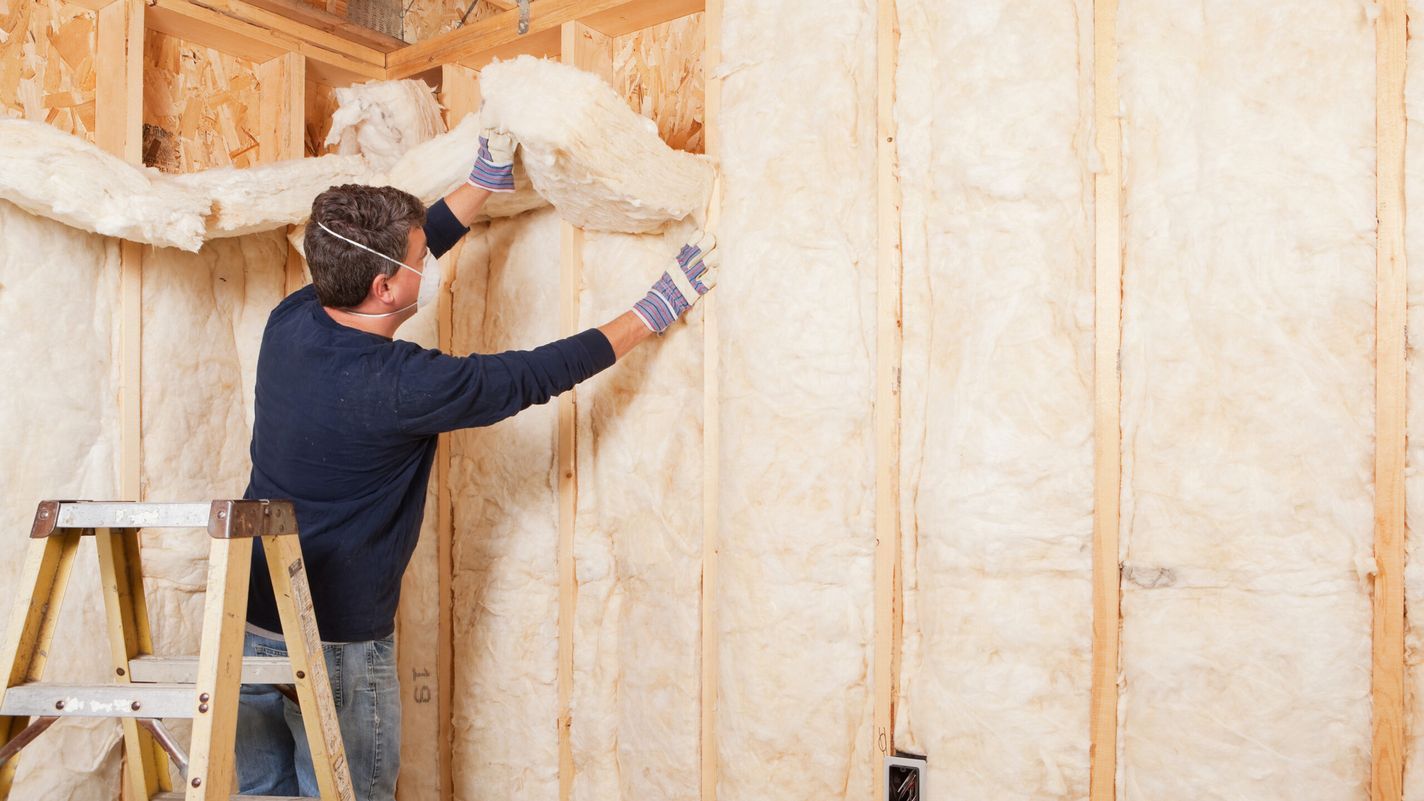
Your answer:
[892,2,1095,799]
[571,221,703,801]
[0,201,121,800]
[1116,2,1376,798]
[448,208,563,798]
[714,0,877,799]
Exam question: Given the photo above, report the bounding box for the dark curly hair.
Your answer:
[305,184,427,308]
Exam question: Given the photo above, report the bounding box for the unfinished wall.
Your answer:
[610,14,704,153]
[714,0,877,799]
[892,2,1095,798]
[1116,2,1375,798]
[0,201,121,800]
[448,208,563,799]
[142,33,261,172]
[0,0,96,140]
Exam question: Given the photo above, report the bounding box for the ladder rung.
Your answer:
[52,502,212,529]
[129,655,294,685]
[0,683,197,719]
[155,786,317,792]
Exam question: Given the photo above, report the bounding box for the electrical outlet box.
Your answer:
[883,754,926,801]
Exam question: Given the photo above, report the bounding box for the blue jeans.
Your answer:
[236,631,400,800]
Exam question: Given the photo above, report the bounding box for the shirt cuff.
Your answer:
[574,328,617,373]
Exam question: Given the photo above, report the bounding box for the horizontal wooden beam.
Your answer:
[144,0,386,83]
[386,0,703,78]
[242,0,405,53]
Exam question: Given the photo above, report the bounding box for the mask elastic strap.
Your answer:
[315,220,423,276]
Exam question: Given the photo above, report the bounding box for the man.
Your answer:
[234,130,717,799]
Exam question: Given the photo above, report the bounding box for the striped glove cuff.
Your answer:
[631,233,719,334]
[468,131,516,193]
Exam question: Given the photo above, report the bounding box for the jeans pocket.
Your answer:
[323,643,344,710]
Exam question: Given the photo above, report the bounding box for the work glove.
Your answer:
[468,129,517,192]
[631,233,718,334]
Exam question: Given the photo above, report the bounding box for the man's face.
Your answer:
[380,226,430,315]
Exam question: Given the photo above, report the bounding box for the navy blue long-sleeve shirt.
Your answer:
[245,200,615,642]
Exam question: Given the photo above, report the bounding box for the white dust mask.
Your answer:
[316,221,440,318]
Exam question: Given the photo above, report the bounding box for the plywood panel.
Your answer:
[610,12,703,152]
[142,31,261,172]
[0,0,97,140]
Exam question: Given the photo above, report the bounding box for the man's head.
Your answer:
[306,184,428,310]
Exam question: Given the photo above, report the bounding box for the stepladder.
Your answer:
[0,500,355,801]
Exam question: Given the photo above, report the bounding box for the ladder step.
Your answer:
[152,794,316,801]
[155,786,317,792]
[129,655,294,685]
[51,502,213,529]
[0,683,197,719]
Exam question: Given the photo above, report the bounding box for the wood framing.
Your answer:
[555,22,611,801]
[144,0,386,83]
[96,0,144,509]
[870,0,902,793]
[1089,0,1123,799]
[699,3,720,800]
[243,0,404,52]
[256,52,308,294]
[387,0,702,78]
[1373,1,1408,799]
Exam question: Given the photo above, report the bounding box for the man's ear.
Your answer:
[369,271,395,306]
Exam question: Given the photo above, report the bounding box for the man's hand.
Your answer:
[468,130,517,193]
[630,233,718,334]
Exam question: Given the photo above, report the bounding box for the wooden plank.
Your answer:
[699,4,720,801]
[256,52,308,295]
[1373,1,1407,799]
[433,62,479,801]
[264,534,356,801]
[96,529,169,797]
[0,534,81,794]
[556,25,610,801]
[1088,0,1123,799]
[870,0,901,792]
[387,0,702,78]
[241,0,404,52]
[96,0,144,513]
[185,537,252,801]
[143,0,385,83]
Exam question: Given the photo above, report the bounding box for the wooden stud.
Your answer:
[1373,1,1407,799]
[256,52,308,294]
[699,2,721,800]
[185,537,253,801]
[97,0,145,509]
[387,0,702,78]
[0,534,81,798]
[143,0,385,83]
[240,0,406,53]
[96,528,170,797]
[264,533,356,801]
[556,23,610,801]
[434,62,480,801]
[870,0,902,792]
[1089,0,1123,799]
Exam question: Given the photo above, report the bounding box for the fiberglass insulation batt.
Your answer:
[892,1,1095,798]
[0,201,123,800]
[715,0,878,798]
[572,221,703,801]
[1116,2,1375,798]
[449,208,563,799]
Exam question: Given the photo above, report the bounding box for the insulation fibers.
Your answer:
[715,0,878,798]
[478,56,714,233]
[571,224,701,801]
[1406,0,1424,795]
[326,79,448,171]
[448,208,563,799]
[0,118,210,249]
[892,1,1095,797]
[0,201,123,800]
[1116,2,1375,798]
